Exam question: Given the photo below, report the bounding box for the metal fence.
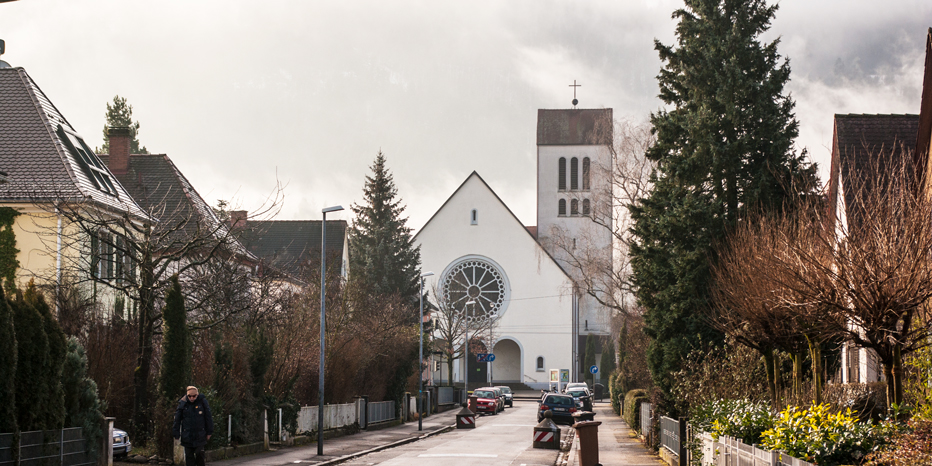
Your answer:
[437,386,455,405]
[296,403,358,434]
[367,401,396,425]
[639,402,651,436]
[660,416,681,455]
[0,428,95,466]
[697,433,815,466]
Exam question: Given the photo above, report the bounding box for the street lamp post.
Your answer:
[418,271,434,431]
[318,205,343,456]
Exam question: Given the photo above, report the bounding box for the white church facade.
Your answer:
[417,108,614,390]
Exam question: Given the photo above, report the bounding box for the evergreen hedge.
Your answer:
[624,389,649,432]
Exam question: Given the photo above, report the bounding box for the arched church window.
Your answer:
[471,209,478,225]
[570,157,579,190]
[582,157,590,190]
[571,199,579,216]
[558,158,566,190]
[442,257,509,324]
[583,199,590,216]
[536,356,544,371]
[558,199,566,216]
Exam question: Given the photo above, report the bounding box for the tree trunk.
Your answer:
[773,351,783,409]
[132,244,156,444]
[888,344,905,417]
[792,351,803,399]
[446,351,455,387]
[806,335,822,404]
[762,348,777,409]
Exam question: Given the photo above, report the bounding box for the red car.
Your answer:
[473,388,502,415]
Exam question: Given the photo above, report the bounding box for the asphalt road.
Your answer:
[338,400,568,466]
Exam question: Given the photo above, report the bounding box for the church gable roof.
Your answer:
[0,67,148,219]
[415,171,571,281]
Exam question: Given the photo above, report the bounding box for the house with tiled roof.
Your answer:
[99,129,256,266]
[230,211,349,285]
[0,65,150,303]
[825,28,932,384]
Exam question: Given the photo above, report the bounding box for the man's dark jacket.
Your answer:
[172,394,214,448]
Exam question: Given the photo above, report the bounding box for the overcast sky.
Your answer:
[2,0,929,230]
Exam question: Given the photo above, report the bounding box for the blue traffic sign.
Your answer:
[589,365,599,374]
[476,353,496,362]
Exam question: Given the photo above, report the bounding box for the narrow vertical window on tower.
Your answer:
[583,199,591,216]
[582,157,590,190]
[558,157,566,190]
[471,209,478,225]
[571,199,579,216]
[558,199,566,216]
[570,157,579,190]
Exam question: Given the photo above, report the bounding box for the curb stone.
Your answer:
[313,424,455,466]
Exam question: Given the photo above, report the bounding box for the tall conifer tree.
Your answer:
[630,0,817,399]
[26,283,66,429]
[349,151,422,307]
[159,275,191,403]
[11,293,50,431]
[0,286,17,433]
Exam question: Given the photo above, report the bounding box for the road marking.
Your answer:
[486,424,537,427]
[417,454,499,458]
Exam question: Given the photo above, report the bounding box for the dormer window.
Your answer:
[471,209,478,225]
[57,125,118,197]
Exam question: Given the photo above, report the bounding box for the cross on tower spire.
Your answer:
[569,80,581,108]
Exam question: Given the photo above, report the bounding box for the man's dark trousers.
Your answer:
[183,445,205,466]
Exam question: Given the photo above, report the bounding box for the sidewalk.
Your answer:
[211,408,459,466]
[566,401,664,466]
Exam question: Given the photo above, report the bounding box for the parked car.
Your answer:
[563,382,589,393]
[565,389,589,407]
[113,428,132,457]
[473,388,501,415]
[490,387,507,410]
[495,386,513,407]
[538,393,577,425]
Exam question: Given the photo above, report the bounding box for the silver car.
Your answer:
[494,386,513,407]
[113,428,132,457]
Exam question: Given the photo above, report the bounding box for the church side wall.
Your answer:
[417,176,575,389]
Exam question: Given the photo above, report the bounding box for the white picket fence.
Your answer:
[698,432,815,466]
[296,402,359,434]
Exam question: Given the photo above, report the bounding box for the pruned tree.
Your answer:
[711,206,842,405]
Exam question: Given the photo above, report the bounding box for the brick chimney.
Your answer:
[230,210,248,229]
[107,126,132,174]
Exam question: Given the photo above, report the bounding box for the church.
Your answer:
[417,107,614,390]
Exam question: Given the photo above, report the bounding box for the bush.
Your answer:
[690,399,773,445]
[609,372,623,415]
[761,404,893,465]
[624,389,649,432]
[866,419,932,465]
[823,382,887,423]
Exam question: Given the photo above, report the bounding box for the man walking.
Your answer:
[172,386,214,466]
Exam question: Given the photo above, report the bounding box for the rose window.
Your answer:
[442,258,507,325]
